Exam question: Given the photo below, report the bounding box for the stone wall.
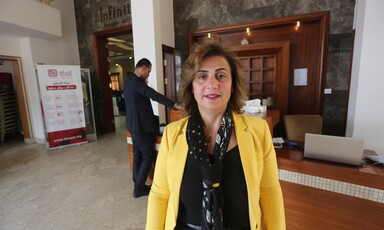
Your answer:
[74,0,132,74]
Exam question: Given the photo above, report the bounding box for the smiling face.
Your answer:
[192,55,232,114]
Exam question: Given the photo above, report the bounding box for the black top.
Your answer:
[178,145,250,229]
[123,73,175,133]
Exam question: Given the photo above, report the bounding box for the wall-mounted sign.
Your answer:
[294,68,308,86]
[95,2,131,28]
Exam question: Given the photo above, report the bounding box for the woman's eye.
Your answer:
[197,74,207,80]
[217,74,226,80]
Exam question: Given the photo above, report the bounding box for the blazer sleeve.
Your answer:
[259,122,286,229]
[135,79,175,108]
[146,126,172,229]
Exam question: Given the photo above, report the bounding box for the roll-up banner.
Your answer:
[36,65,87,149]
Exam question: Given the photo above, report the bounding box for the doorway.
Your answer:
[0,56,33,144]
[94,25,135,135]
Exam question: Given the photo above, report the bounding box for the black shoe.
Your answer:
[133,185,151,198]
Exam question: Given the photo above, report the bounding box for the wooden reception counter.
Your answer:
[275,147,384,229]
[126,110,384,229]
[276,147,384,189]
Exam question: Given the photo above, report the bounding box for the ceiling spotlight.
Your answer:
[295,21,301,30]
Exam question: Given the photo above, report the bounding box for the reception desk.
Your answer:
[276,147,384,229]
[126,110,384,229]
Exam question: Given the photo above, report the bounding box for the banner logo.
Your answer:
[48,69,58,77]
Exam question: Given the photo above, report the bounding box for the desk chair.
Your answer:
[284,114,323,142]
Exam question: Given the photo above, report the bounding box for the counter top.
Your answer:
[169,109,280,135]
[276,147,384,190]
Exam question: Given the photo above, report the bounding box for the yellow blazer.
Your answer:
[146,112,286,230]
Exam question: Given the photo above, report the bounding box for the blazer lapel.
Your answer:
[170,121,188,225]
[233,113,260,229]
[233,114,253,164]
[233,114,256,178]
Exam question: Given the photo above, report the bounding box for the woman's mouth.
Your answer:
[204,94,220,99]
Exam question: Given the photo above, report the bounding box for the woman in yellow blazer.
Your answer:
[146,35,285,230]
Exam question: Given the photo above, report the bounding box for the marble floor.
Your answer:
[0,127,148,229]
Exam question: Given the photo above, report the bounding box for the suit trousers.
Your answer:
[131,131,156,191]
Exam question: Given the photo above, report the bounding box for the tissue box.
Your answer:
[243,99,267,113]
[243,105,267,113]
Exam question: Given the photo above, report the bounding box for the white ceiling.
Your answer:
[107,34,134,62]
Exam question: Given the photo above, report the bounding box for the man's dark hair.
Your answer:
[135,58,151,68]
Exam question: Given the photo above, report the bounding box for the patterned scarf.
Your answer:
[186,107,234,230]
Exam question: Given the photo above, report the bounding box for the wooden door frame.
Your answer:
[93,25,132,134]
[162,44,176,100]
[231,41,290,116]
[162,44,176,123]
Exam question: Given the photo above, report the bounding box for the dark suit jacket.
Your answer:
[123,73,175,134]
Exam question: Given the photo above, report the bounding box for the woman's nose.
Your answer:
[206,76,219,89]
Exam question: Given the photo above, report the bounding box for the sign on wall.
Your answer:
[37,65,87,149]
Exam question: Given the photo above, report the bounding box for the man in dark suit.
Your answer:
[123,58,181,198]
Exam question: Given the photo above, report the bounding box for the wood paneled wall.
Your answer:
[189,11,329,117]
